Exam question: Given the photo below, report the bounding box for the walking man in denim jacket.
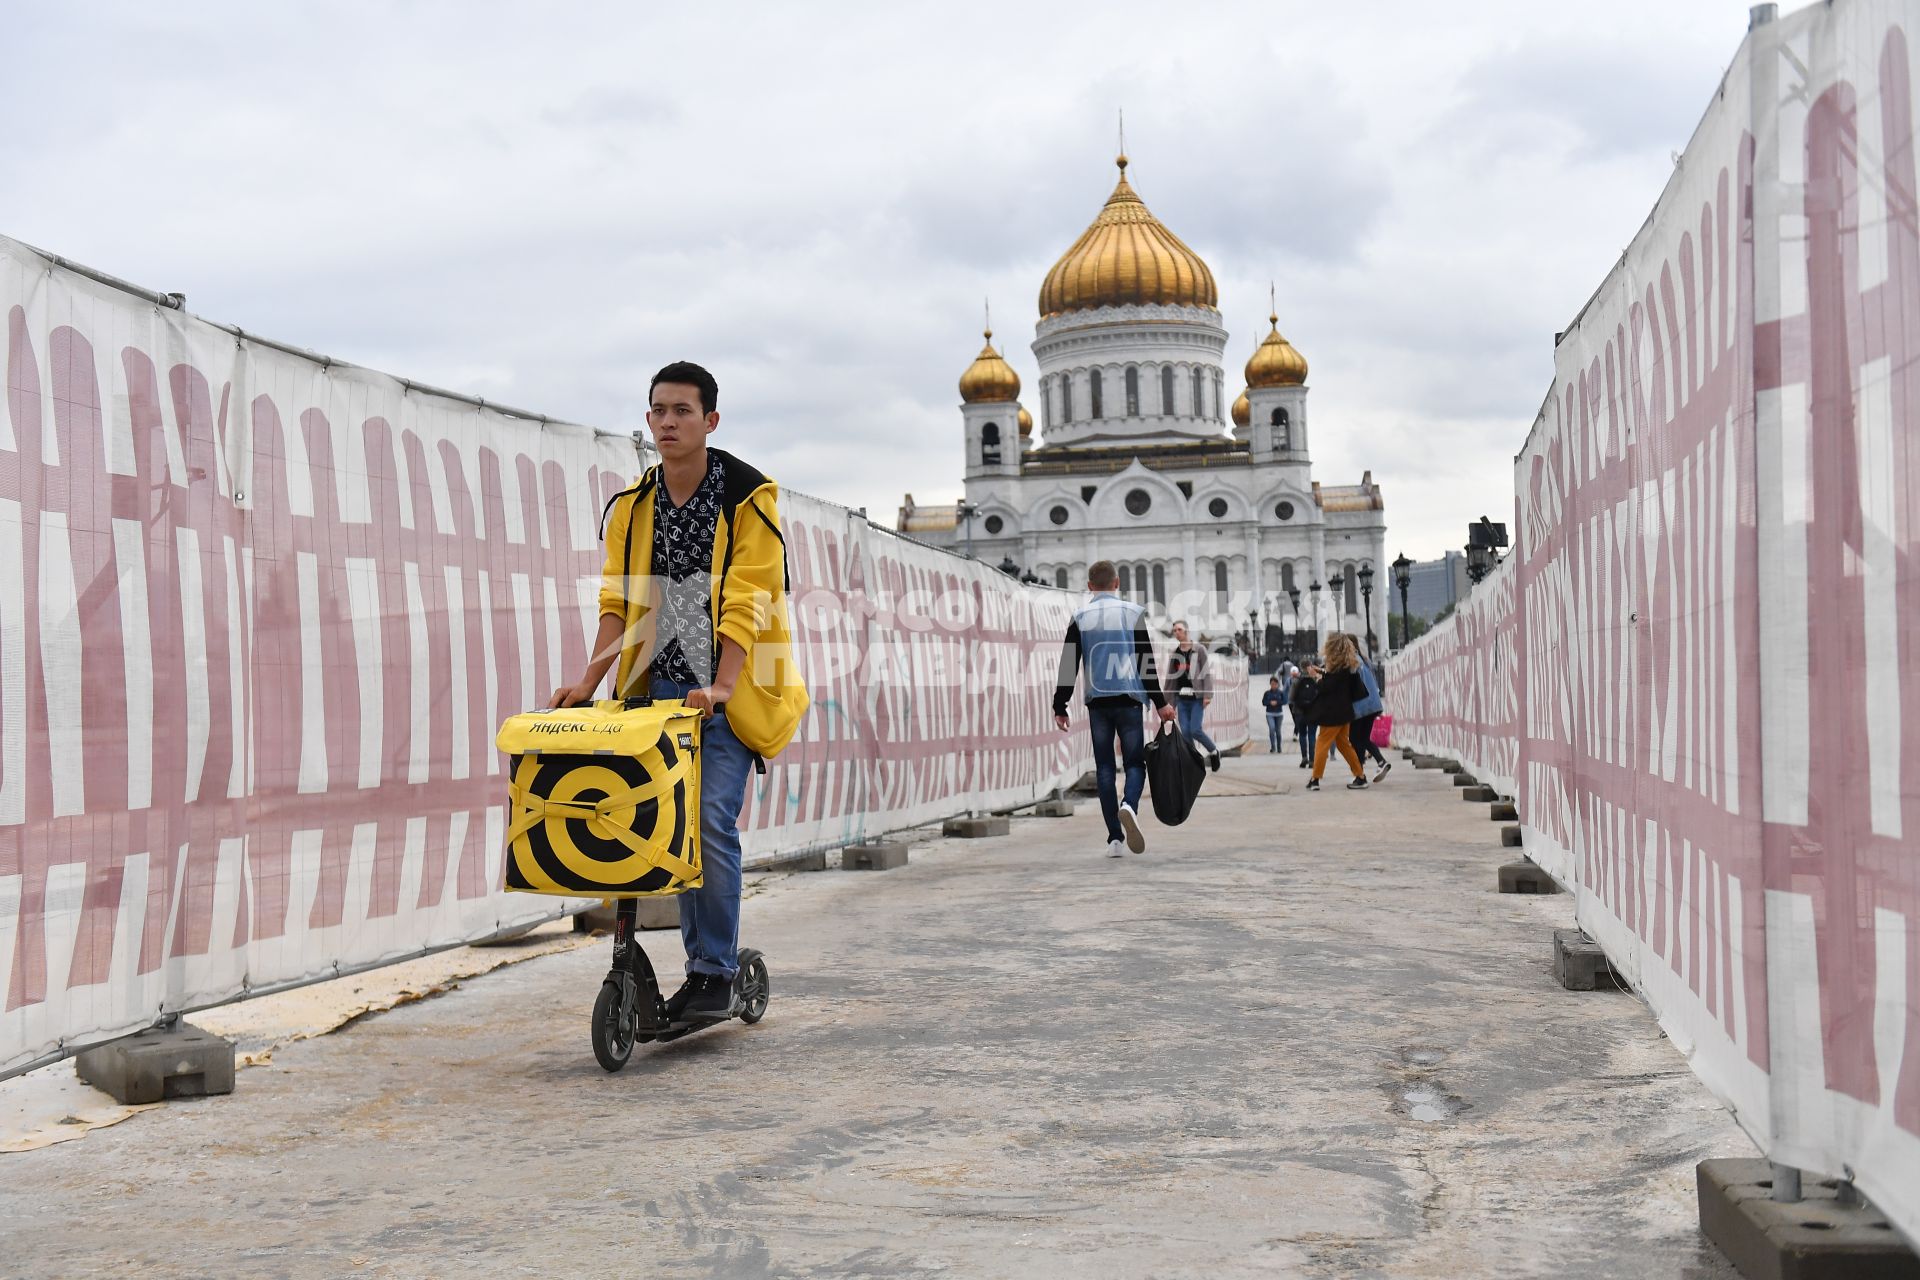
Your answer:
[1053,561,1176,857]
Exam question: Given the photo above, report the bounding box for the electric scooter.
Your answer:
[590,897,770,1071]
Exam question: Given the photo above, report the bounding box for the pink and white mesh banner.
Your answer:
[0,233,1248,1077]
[743,506,1248,856]
[0,237,636,1075]
[1389,0,1920,1240]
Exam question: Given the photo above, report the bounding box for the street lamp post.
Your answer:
[1248,608,1259,667]
[1308,579,1322,654]
[1286,585,1301,657]
[1328,570,1347,639]
[1392,552,1413,650]
[955,499,978,559]
[1358,563,1376,657]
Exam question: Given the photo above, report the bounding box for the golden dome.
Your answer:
[1017,405,1034,436]
[958,329,1021,403]
[1245,313,1308,387]
[1230,389,1250,428]
[1039,156,1218,317]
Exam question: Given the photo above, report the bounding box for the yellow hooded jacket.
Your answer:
[597,449,810,760]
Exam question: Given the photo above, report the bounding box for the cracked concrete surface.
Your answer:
[0,751,1750,1278]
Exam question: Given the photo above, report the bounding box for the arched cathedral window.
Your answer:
[1055,567,1068,589]
[1345,569,1358,615]
[1191,367,1204,418]
[1062,376,1074,423]
[981,422,1001,466]
[1281,562,1296,593]
[1161,366,1175,415]
[1125,366,1139,416]
[1090,369,1104,419]
[1272,407,1290,450]
[1214,561,1229,612]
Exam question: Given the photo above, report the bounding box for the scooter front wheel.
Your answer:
[591,980,635,1072]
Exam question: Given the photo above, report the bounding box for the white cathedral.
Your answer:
[898,153,1390,656]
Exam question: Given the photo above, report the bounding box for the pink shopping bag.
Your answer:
[1370,714,1393,748]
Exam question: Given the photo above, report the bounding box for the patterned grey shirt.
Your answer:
[650,452,725,686]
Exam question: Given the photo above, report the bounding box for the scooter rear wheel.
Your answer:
[737,951,771,1024]
[591,980,635,1072]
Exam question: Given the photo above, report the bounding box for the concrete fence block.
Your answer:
[1553,928,1619,990]
[76,1022,235,1105]
[943,816,1010,839]
[1501,825,1524,848]
[1439,761,1465,775]
[572,897,680,933]
[1498,860,1558,895]
[842,841,909,871]
[1490,800,1519,822]
[1697,1158,1919,1280]
[1452,773,1479,788]
[1031,798,1075,818]
[1462,785,1497,802]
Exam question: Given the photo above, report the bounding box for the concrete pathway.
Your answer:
[0,751,1751,1279]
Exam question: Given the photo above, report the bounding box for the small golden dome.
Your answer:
[1039,155,1218,318]
[1230,389,1250,428]
[959,329,1021,403]
[1017,405,1034,437]
[1245,313,1308,387]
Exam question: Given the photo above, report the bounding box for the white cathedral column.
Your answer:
[1180,529,1198,621]
[1309,527,1329,637]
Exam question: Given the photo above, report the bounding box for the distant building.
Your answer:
[1404,551,1469,621]
[898,150,1389,651]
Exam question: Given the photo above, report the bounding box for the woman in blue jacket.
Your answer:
[1347,636,1392,782]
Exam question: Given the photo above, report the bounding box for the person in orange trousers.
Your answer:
[1302,631,1371,792]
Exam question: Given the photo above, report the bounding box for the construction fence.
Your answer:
[1388,0,1920,1242]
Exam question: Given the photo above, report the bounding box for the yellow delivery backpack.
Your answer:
[496,699,705,897]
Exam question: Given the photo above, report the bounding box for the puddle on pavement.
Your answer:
[1398,1083,1462,1123]
[1389,1047,1465,1122]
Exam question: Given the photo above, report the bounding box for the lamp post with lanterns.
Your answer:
[1358,563,1376,657]
[1308,579,1322,655]
[1328,570,1347,641]
[1286,585,1301,657]
[1392,552,1413,650]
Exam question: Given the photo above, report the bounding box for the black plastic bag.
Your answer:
[1144,718,1207,826]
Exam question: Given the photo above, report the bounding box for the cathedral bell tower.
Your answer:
[1243,308,1309,464]
[958,328,1023,479]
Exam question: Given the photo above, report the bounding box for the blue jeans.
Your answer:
[1176,696,1217,754]
[1295,716,1315,762]
[1266,711,1287,752]
[651,676,752,980]
[1087,700,1146,844]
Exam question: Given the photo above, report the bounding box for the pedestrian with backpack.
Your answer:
[1287,660,1318,768]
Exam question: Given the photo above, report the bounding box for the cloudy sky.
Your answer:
[2,2,1759,561]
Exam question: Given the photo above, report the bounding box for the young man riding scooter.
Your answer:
[550,360,807,1023]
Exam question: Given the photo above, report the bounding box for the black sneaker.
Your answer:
[1347,776,1369,790]
[1208,751,1221,773]
[1306,778,1321,792]
[1298,758,1308,769]
[680,972,734,1021]
[664,974,702,1022]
